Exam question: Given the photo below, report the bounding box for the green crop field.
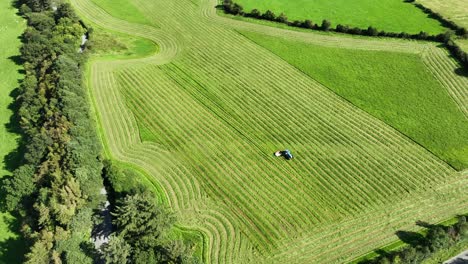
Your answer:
[234,0,446,34]
[0,1,26,263]
[70,0,468,262]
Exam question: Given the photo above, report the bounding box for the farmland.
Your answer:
[241,31,468,170]
[0,1,25,263]
[71,0,468,262]
[234,0,446,34]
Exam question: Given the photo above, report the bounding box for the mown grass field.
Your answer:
[234,0,446,34]
[0,1,25,263]
[417,0,468,28]
[72,0,468,262]
[241,31,468,170]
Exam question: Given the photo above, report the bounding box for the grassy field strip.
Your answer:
[422,45,468,118]
[72,0,468,262]
[90,64,180,207]
[92,63,139,149]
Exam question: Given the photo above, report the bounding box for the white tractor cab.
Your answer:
[274,149,293,160]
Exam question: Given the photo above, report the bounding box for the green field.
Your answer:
[91,0,152,25]
[241,31,468,170]
[234,0,446,34]
[0,1,26,263]
[70,0,468,262]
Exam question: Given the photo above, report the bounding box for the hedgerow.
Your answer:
[2,0,103,262]
[360,216,468,264]
[221,0,468,69]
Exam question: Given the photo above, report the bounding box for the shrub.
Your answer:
[249,8,261,18]
[262,10,276,21]
[321,19,331,31]
[276,12,288,23]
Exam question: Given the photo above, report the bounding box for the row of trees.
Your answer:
[222,0,446,39]
[100,161,200,263]
[221,0,468,69]
[362,216,468,264]
[2,0,104,262]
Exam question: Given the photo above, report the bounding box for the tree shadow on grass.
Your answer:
[3,88,25,174]
[395,230,425,246]
[0,30,27,263]
[0,213,26,264]
[455,67,468,78]
[7,55,22,66]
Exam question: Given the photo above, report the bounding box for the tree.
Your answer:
[427,226,450,251]
[112,192,174,247]
[418,31,429,39]
[100,235,131,264]
[4,164,36,212]
[456,216,467,237]
[27,12,55,32]
[222,0,233,13]
[321,19,331,31]
[25,0,52,12]
[19,4,32,15]
[262,10,276,21]
[249,9,261,18]
[276,13,288,23]
[302,19,314,29]
[367,26,378,36]
[55,3,77,21]
[231,3,243,15]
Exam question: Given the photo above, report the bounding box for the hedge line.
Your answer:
[360,216,468,264]
[2,1,104,262]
